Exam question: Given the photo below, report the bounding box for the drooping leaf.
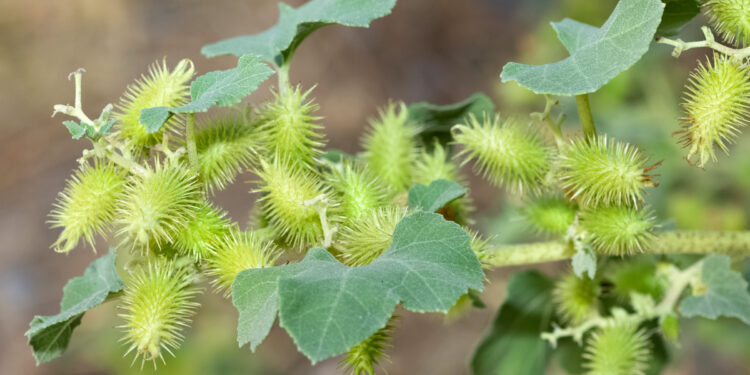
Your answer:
[406,93,495,146]
[679,255,750,325]
[656,0,701,37]
[408,179,467,213]
[471,271,555,375]
[232,211,484,362]
[26,250,124,364]
[500,0,665,96]
[202,0,397,65]
[140,55,274,133]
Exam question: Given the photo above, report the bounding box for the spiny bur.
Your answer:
[342,319,395,375]
[206,228,280,296]
[256,86,325,171]
[326,161,391,220]
[173,203,230,261]
[114,59,194,152]
[522,196,577,235]
[337,206,408,266]
[552,272,599,325]
[49,162,126,253]
[679,53,750,167]
[119,260,199,368]
[195,114,259,194]
[581,206,655,256]
[453,114,549,195]
[116,162,201,253]
[557,136,658,208]
[361,102,419,191]
[583,322,651,375]
[254,158,332,248]
[704,0,750,46]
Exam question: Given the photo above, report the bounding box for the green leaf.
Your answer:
[140,55,274,133]
[571,243,596,279]
[656,0,701,37]
[62,120,91,140]
[471,271,555,375]
[406,93,494,146]
[202,0,397,65]
[408,179,467,212]
[500,0,665,96]
[679,255,750,325]
[232,211,484,362]
[26,250,124,364]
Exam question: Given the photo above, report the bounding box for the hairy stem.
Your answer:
[185,113,199,175]
[277,63,290,95]
[575,94,596,138]
[657,26,750,59]
[482,230,750,268]
[532,95,565,147]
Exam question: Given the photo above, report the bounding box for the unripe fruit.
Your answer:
[679,53,750,167]
[413,142,474,225]
[114,59,194,151]
[342,319,395,375]
[195,114,259,194]
[255,158,331,248]
[581,206,655,256]
[49,162,126,253]
[704,0,750,46]
[119,260,199,367]
[206,228,280,296]
[453,115,549,195]
[116,163,201,253]
[256,86,324,171]
[336,206,408,266]
[584,322,651,375]
[522,196,577,235]
[361,102,419,191]
[552,272,599,325]
[326,161,391,220]
[557,136,657,208]
[173,203,230,261]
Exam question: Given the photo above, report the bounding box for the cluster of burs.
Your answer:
[42,1,750,374]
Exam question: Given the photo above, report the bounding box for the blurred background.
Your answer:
[1,0,749,374]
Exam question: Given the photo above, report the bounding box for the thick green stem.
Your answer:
[277,63,290,95]
[575,94,596,138]
[482,230,750,268]
[185,113,199,175]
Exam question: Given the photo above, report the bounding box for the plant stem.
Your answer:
[533,95,565,147]
[481,230,750,268]
[657,26,750,59]
[185,113,199,175]
[277,63,290,95]
[575,94,596,138]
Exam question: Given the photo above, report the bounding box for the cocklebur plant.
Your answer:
[25,0,750,374]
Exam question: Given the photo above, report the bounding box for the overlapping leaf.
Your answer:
[406,93,494,146]
[231,212,484,362]
[202,0,397,65]
[139,55,274,133]
[500,0,665,95]
[679,255,750,325]
[408,179,467,212]
[26,250,124,364]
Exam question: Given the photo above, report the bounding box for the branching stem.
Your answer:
[304,194,337,248]
[532,95,565,147]
[657,26,750,59]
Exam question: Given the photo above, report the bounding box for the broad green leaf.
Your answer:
[408,179,467,212]
[500,0,665,96]
[406,93,494,146]
[140,55,274,133]
[232,211,484,362]
[679,255,750,325]
[26,250,124,364]
[202,0,397,65]
[471,271,555,375]
[656,0,701,37]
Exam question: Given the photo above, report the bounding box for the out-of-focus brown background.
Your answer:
[2,0,749,374]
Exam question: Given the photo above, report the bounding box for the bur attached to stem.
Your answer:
[206,228,280,296]
[361,102,419,191]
